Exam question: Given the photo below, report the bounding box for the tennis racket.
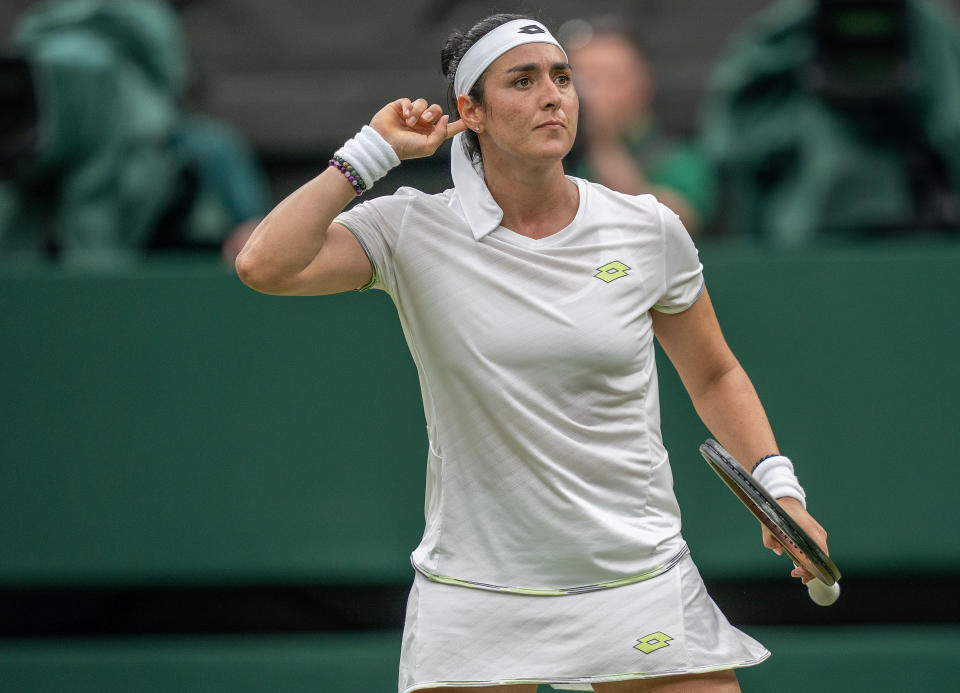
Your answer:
[699,438,841,606]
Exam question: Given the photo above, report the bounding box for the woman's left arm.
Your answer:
[651,288,829,581]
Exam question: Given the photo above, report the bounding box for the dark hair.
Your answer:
[440,13,534,165]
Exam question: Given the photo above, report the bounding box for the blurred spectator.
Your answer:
[0,0,271,266]
[563,17,717,235]
[700,0,960,247]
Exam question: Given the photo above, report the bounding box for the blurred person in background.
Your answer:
[563,16,716,236]
[700,0,960,246]
[0,0,271,267]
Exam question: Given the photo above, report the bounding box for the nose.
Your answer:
[540,79,562,110]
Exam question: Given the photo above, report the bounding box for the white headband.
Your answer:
[453,19,567,97]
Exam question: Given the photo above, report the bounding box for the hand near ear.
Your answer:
[371,98,468,160]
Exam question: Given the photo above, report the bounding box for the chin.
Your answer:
[528,136,575,161]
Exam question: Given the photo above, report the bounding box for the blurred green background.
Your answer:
[2,241,959,691]
[3,243,959,587]
[3,0,960,690]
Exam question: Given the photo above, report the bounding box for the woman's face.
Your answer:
[466,42,579,168]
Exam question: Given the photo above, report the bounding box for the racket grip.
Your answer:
[807,578,840,606]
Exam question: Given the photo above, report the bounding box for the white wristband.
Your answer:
[752,455,806,508]
[334,125,400,191]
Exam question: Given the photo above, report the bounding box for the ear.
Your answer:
[457,94,484,132]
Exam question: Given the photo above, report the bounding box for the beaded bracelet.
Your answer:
[333,125,400,193]
[329,155,367,196]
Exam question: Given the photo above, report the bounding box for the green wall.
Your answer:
[2,242,959,585]
[3,242,958,692]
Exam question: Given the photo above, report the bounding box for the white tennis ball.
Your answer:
[807,579,841,606]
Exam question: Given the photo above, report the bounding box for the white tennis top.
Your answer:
[336,177,704,593]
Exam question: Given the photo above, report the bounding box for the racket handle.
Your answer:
[807,578,840,606]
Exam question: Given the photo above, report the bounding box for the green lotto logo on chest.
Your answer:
[595,260,631,283]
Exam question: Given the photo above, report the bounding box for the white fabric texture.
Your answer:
[752,455,806,507]
[334,125,401,190]
[449,131,503,240]
[335,178,704,592]
[398,552,770,692]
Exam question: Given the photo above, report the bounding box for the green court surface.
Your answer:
[0,627,958,692]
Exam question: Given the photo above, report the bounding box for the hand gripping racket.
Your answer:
[699,439,841,606]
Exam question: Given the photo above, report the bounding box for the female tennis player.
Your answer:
[236,13,830,693]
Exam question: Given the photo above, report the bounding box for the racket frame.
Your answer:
[699,438,841,586]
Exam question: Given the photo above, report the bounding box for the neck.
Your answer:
[482,156,578,239]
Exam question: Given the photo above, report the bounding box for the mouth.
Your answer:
[535,120,565,130]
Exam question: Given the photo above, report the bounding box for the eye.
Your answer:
[514,76,532,88]
[555,73,571,86]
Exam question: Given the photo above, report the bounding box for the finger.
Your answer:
[761,528,783,556]
[419,103,444,125]
[444,118,469,140]
[813,528,830,554]
[395,98,413,120]
[424,115,451,149]
[405,98,430,126]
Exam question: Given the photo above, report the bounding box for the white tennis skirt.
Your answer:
[398,551,769,692]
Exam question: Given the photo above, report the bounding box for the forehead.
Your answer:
[486,43,568,73]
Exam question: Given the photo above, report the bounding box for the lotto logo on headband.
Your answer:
[518,24,546,34]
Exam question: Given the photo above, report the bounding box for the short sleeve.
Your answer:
[334,192,410,294]
[653,202,704,313]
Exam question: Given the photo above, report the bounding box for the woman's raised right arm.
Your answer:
[235,166,369,296]
[236,99,465,296]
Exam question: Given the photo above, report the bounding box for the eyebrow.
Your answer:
[505,61,572,74]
